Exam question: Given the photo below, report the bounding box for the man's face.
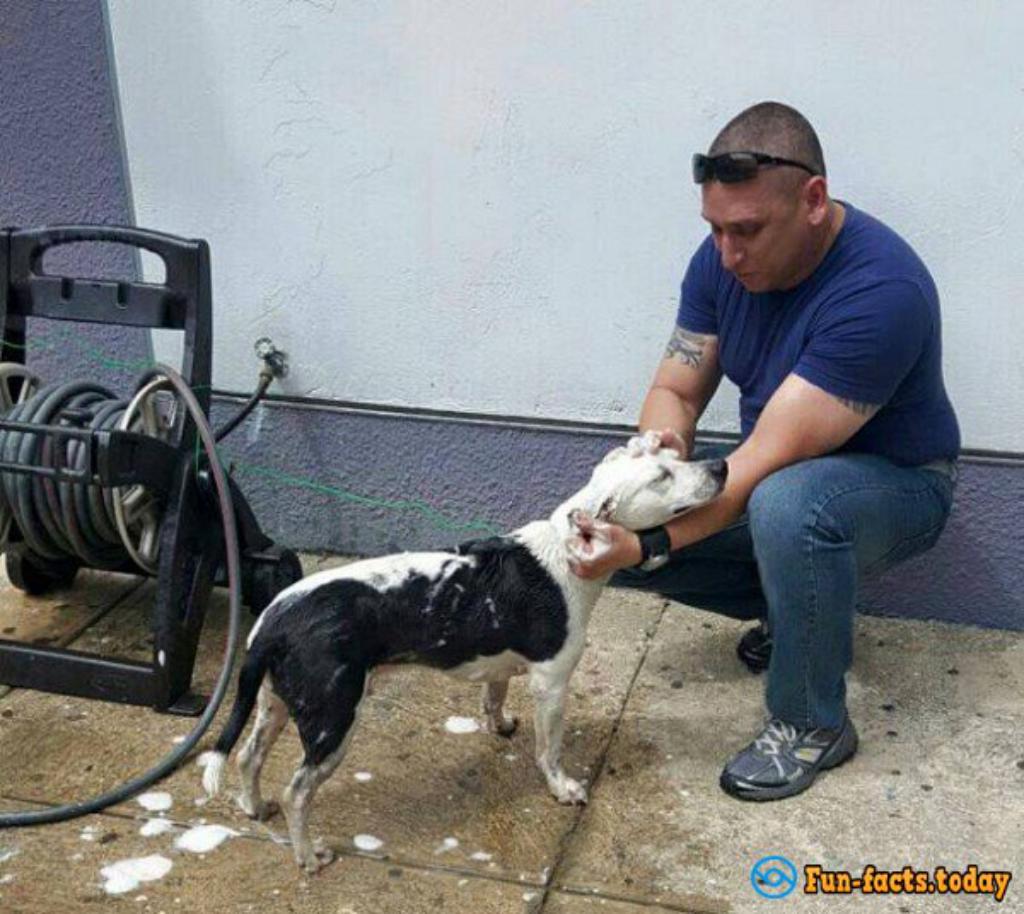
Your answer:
[700,171,823,293]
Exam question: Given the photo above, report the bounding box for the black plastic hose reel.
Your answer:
[0,225,301,715]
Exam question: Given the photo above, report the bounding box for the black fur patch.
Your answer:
[248,536,569,764]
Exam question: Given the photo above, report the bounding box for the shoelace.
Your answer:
[754,719,800,778]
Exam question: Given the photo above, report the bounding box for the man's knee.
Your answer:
[748,463,846,552]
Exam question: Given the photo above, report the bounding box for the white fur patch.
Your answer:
[198,752,226,797]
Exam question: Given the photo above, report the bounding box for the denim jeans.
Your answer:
[612,444,956,730]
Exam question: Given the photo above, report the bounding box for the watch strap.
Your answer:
[636,525,671,566]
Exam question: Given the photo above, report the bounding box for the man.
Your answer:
[570,101,959,801]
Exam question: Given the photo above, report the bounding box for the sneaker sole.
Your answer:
[737,652,770,674]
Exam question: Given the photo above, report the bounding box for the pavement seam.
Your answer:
[1,794,715,909]
[537,597,672,914]
[552,883,718,914]
[0,793,555,891]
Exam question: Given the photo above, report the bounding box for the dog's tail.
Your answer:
[198,637,274,798]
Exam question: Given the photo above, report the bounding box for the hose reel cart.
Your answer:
[0,225,301,714]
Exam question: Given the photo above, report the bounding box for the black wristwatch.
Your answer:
[636,526,672,572]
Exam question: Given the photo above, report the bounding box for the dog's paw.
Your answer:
[486,714,518,738]
[297,841,335,874]
[313,838,336,864]
[253,799,280,822]
[237,796,280,821]
[554,777,588,806]
[238,796,280,821]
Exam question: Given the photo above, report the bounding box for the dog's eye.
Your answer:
[656,468,672,483]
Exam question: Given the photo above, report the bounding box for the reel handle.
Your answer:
[3,224,211,336]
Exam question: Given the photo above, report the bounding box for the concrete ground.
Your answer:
[0,555,1022,913]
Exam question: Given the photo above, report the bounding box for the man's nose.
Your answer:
[719,235,743,271]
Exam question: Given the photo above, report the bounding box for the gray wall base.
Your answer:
[212,397,1023,632]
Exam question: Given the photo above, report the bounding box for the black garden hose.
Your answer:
[0,364,242,827]
[0,380,129,567]
[214,369,273,443]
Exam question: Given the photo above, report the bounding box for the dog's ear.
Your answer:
[599,446,629,465]
[565,508,593,565]
[567,507,595,533]
[565,509,614,564]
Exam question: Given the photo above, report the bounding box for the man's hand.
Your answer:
[567,512,642,580]
[626,427,690,459]
[652,427,690,459]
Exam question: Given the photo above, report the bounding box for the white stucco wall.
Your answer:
[107,1,1023,449]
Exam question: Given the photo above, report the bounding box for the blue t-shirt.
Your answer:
[677,202,960,467]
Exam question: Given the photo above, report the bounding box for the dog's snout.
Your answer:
[708,459,728,486]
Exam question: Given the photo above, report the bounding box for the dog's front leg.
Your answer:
[481,679,518,736]
[528,669,587,805]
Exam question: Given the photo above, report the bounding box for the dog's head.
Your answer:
[565,432,728,533]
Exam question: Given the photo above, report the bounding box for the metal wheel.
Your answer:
[0,364,42,547]
[113,376,180,573]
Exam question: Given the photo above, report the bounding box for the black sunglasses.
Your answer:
[692,151,819,184]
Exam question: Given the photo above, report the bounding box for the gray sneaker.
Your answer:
[720,715,858,801]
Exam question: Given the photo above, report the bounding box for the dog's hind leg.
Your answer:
[481,679,518,736]
[237,682,288,821]
[281,663,365,873]
[529,666,587,805]
[281,741,351,873]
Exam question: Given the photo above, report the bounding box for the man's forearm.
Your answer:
[662,443,762,551]
[663,481,745,551]
[639,387,699,455]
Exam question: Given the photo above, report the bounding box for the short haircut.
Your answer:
[709,102,826,178]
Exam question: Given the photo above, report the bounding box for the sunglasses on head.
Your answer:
[692,151,819,184]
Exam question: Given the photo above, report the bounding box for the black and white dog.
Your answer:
[200,434,726,872]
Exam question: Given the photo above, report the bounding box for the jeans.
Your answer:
[612,444,957,730]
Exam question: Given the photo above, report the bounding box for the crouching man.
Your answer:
[570,101,959,801]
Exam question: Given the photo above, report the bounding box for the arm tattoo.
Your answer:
[664,326,709,368]
[834,395,881,418]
